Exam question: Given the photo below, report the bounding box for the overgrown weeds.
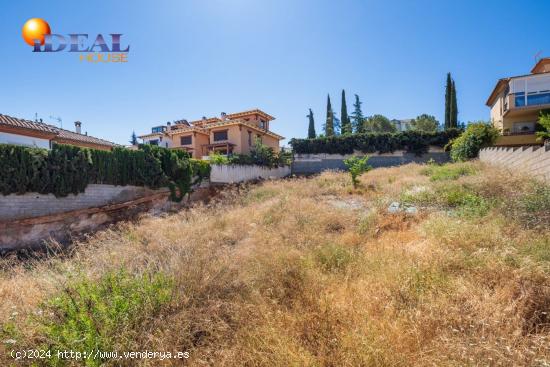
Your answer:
[1,161,549,366]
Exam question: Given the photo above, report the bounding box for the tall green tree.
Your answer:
[451,79,458,128]
[324,94,335,136]
[444,72,452,129]
[307,108,316,139]
[364,114,397,133]
[351,94,365,134]
[340,89,352,135]
[129,131,138,145]
[411,114,439,133]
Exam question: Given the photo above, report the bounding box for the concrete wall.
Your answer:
[479,145,550,182]
[292,148,450,175]
[0,185,167,222]
[210,164,291,183]
[0,132,50,149]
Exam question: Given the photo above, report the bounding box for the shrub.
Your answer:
[401,182,492,217]
[209,152,230,165]
[536,113,550,143]
[37,269,174,366]
[449,122,499,162]
[314,243,354,273]
[210,140,292,168]
[343,156,372,188]
[420,162,477,181]
[508,182,550,229]
[290,129,461,156]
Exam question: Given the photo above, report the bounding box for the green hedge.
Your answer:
[289,129,462,156]
[0,144,211,200]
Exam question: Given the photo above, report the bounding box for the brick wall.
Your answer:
[0,185,169,221]
[479,145,550,182]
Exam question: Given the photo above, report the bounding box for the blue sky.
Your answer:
[1,0,549,145]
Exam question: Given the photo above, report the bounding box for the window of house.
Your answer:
[515,92,526,107]
[527,92,550,106]
[213,130,228,141]
[259,120,266,129]
[149,139,159,146]
[248,131,252,146]
[151,126,165,133]
[512,122,535,134]
[180,135,192,145]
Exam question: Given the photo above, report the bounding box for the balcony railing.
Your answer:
[502,130,535,136]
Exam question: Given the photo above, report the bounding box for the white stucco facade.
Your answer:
[0,132,50,149]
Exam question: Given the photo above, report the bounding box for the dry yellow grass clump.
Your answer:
[0,161,549,366]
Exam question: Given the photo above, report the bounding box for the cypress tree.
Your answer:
[130,131,138,145]
[307,108,316,138]
[340,89,352,135]
[451,79,458,128]
[444,72,452,129]
[325,94,334,136]
[351,94,365,134]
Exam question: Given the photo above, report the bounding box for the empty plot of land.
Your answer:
[0,161,549,366]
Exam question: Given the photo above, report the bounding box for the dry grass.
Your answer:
[1,161,549,366]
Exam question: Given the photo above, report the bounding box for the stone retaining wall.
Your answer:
[292,148,449,174]
[479,145,550,182]
[0,186,214,251]
[0,185,167,221]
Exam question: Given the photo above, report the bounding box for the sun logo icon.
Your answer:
[22,18,51,46]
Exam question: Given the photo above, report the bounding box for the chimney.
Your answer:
[74,121,82,134]
[221,112,227,121]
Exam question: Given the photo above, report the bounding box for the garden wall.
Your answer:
[479,145,550,182]
[292,147,449,175]
[0,182,213,251]
[210,164,291,183]
[0,185,166,221]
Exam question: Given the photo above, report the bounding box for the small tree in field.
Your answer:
[343,156,372,188]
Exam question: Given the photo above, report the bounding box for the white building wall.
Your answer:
[210,164,291,183]
[142,135,173,148]
[0,132,50,149]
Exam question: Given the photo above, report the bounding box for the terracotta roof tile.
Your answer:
[0,114,57,134]
[0,113,117,148]
[52,126,117,147]
[226,109,275,121]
